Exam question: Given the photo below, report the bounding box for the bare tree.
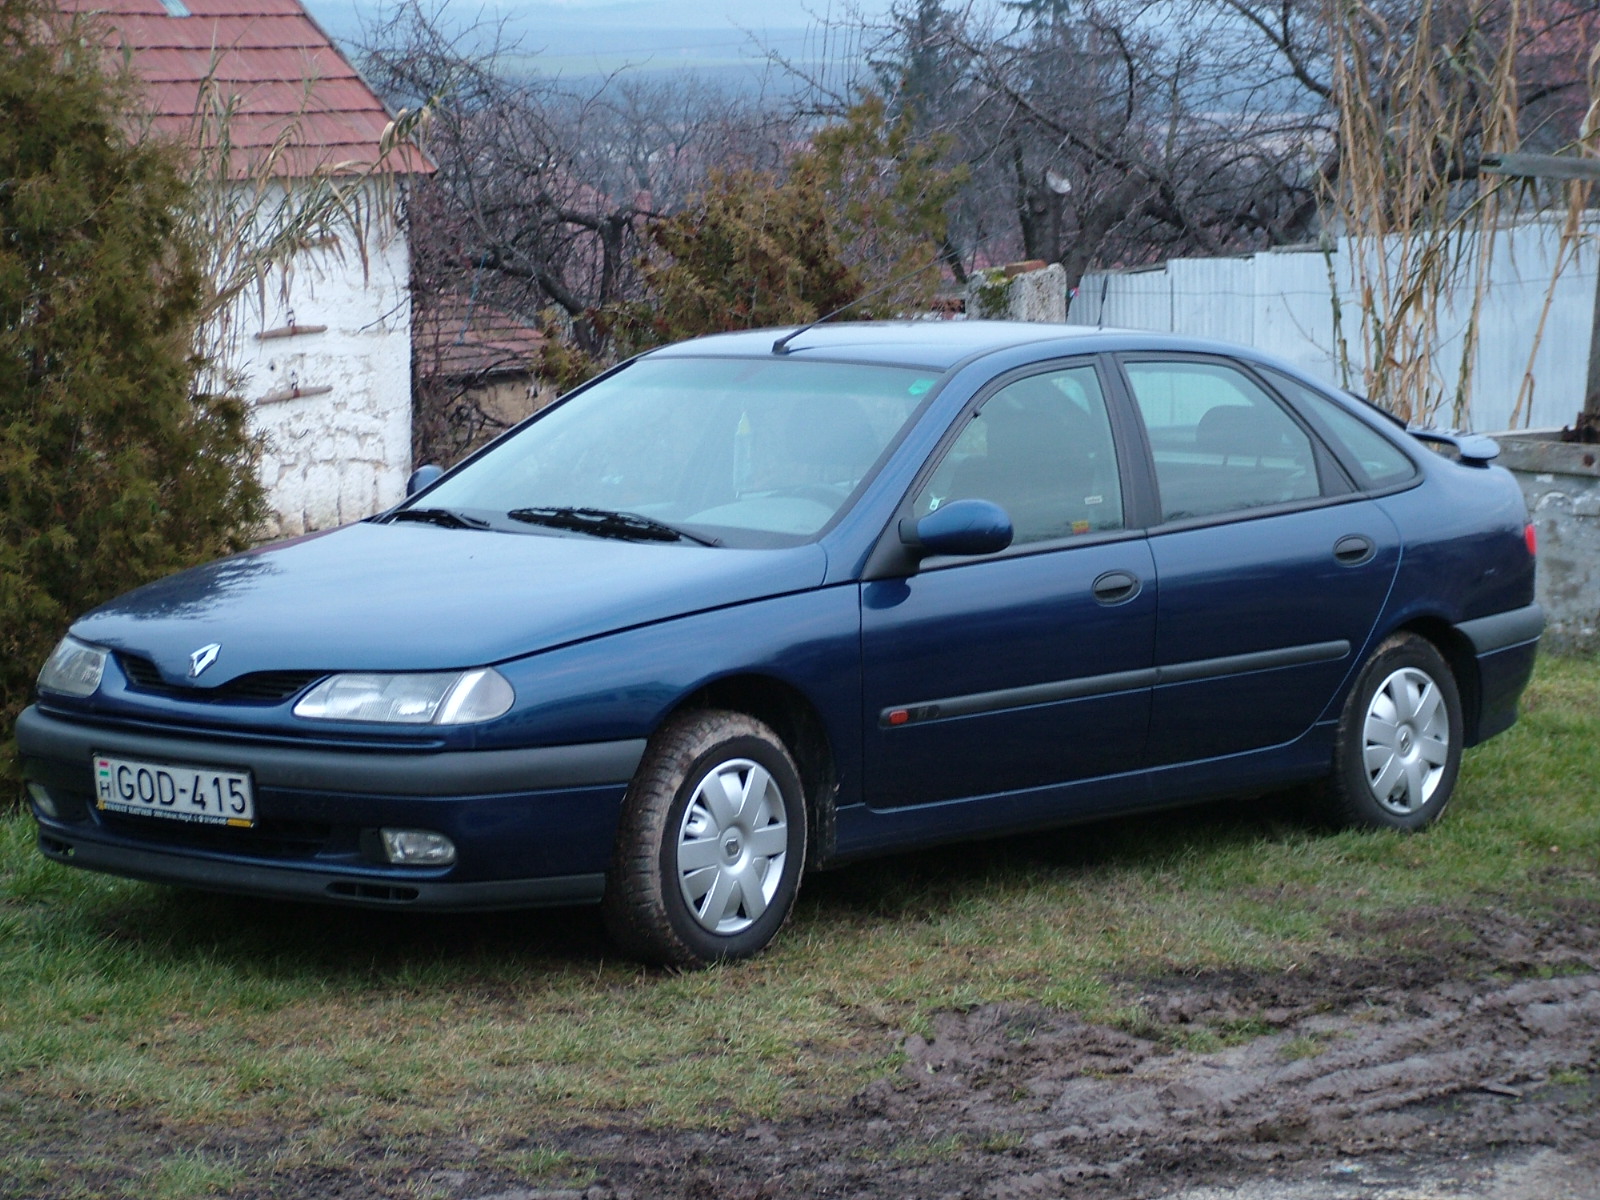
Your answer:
[836,0,1598,296]
[843,0,1330,294]
[1197,0,1600,233]
[361,2,796,357]
[358,2,802,457]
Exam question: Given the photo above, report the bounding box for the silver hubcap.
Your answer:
[1362,666,1450,815]
[675,757,789,935]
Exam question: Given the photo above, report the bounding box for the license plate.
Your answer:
[93,754,255,827]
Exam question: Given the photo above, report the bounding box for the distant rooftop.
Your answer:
[415,294,544,381]
[61,0,430,178]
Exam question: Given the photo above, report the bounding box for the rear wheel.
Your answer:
[603,709,806,967]
[1328,633,1462,831]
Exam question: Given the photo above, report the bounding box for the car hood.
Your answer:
[71,522,831,687]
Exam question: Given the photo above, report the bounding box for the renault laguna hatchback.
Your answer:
[18,322,1542,966]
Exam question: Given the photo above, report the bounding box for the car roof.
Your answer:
[644,320,1137,371]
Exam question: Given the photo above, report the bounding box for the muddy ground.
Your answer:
[13,902,1600,1199]
[431,902,1600,1200]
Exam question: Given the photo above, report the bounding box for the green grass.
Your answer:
[1,655,1596,1196]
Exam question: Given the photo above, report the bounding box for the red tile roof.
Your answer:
[414,294,544,381]
[62,0,431,177]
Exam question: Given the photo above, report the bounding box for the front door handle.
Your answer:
[1092,570,1142,605]
[1333,535,1376,566]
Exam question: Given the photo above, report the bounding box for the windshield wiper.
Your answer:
[507,506,719,546]
[387,507,492,530]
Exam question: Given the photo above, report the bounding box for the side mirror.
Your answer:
[406,464,445,496]
[900,498,1014,559]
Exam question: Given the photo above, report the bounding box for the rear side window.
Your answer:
[1260,369,1418,491]
[1124,360,1322,522]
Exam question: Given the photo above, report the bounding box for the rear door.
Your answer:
[860,359,1156,809]
[1116,355,1402,764]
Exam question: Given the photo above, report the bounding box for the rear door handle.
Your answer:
[1333,534,1376,566]
[1092,570,1142,605]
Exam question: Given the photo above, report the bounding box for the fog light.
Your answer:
[26,782,60,820]
[379,828,457,866]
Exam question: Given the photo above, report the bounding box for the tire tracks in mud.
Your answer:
[877,971,1600,1198]
[489,903,1600,1200]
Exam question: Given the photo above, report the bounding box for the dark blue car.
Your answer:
[17,322,1542,965]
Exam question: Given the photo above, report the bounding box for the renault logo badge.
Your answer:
[189,643,221,678]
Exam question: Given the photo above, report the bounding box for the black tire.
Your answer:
[602,709,806,967]
[1327,632,1463,831]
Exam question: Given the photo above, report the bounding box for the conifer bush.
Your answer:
[1,0,263,797]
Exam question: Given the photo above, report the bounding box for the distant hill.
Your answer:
[304,0,876,92]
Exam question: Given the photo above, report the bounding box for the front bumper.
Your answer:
[17,705,645,910]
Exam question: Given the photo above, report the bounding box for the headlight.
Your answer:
[292,668,514,725]
[37,637,107,698]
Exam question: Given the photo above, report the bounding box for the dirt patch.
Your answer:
[455,903,1600,1200]
[9,903,1600,1199]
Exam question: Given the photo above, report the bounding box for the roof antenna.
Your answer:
[771,256,949,356]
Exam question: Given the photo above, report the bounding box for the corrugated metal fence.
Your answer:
[1072,219,1597,433]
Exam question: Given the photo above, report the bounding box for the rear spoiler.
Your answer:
[1406,427,1500,468]
[1339,390,1500,467]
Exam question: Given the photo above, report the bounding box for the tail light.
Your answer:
[1524,523,1538,556]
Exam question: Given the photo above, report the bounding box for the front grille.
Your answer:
[216,671,324,701]
[326,881,421,903]
[118,654,166,690]
[116,654,323,704]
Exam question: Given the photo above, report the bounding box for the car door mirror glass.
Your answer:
[902,498,1014,557]
[406,464,445,496]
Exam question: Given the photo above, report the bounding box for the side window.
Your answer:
[1259,368,1419,491]
[1125,360,1322,522]
[914,365,1123,545]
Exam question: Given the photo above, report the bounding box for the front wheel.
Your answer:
[1328,632,1463,831]
[603,710,807,967]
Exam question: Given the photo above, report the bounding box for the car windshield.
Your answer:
[418,356,941,546]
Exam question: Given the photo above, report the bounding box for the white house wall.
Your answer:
[1075,219,1598,432]
[216,179,414,537]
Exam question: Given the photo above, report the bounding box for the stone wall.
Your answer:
[966,262,1068,323]
[1497,433,1600,653]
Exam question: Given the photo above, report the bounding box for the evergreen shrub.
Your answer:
[1,0,263,797]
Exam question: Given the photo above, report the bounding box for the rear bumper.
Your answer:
[1457,602,1543,745]
[17,705,641,909]
[1458,603,1544,657]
